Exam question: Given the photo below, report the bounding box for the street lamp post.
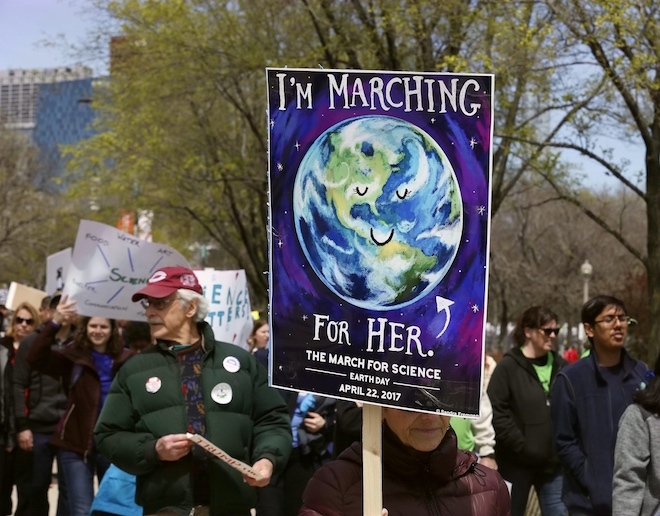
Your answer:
[578,260,593,343]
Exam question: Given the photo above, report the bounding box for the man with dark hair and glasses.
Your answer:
[95,266,291,515]
[551,295,647,516]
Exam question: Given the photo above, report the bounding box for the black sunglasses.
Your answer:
[540,327,560,337]
[15,316,34,325]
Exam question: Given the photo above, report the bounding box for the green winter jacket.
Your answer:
[94,322,292,515]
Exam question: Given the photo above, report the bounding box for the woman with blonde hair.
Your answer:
[5,302,40,348]
[0,302,40,516]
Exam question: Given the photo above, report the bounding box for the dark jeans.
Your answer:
[0,447,6,515]
[58,448,110,516]
[31,432,69,516]
[498,462,567,516]
[0,446,31,516]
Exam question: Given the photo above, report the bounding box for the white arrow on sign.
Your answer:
[435,296,455,338]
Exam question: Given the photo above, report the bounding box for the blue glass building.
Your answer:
[32,77,98,189]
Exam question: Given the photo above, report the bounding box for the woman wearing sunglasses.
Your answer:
[487,306,568,516]
[0,302,40,516]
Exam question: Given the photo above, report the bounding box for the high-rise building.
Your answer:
[33,76,98,185]
[0,66,93,132]
[0,66,97,188]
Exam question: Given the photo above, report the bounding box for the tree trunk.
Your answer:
[498,294,509,352]
[646,134,660,366]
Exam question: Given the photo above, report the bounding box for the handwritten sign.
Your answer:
[193,269,253,349]
[46,247,72,295]
[62,220,190,320]
[267,68,494,416]
[186,433,263,480]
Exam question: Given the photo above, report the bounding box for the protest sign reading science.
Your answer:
[61,222,253,349]
[267,68,494,416]
[62,220,190,321]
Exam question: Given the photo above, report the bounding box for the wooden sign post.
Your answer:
[362,403,383,516]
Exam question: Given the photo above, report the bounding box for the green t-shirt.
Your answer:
[531,351,554,393]
[449,417,474,452]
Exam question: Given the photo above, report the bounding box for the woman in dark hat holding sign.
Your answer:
[299,407,510,515]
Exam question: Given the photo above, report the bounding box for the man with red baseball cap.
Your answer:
[132,266,204,299]
[95,266,292,515]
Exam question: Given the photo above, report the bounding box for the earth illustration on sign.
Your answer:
[293,115,463,310]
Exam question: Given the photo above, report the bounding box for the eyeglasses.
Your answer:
[140,297,178,310]
[540,327,560,337]
[594,315,630,325]
[15,317,34,326]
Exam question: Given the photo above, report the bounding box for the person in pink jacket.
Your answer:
[299,407,510,516]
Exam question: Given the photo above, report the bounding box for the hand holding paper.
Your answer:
[186,433,265,482]
[156,434,192,461]
[246,458,273,487]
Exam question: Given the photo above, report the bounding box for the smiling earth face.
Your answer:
[293,115,463,310]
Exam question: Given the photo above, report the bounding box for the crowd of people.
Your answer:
[0,268,655,515]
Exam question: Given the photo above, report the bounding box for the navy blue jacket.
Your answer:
[551,349,647,515]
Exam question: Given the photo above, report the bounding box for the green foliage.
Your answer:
[61,0,660,360]
[0,127,79,288]
[67,0,580,307]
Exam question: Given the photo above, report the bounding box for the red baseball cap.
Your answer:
[132,266,203,301]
